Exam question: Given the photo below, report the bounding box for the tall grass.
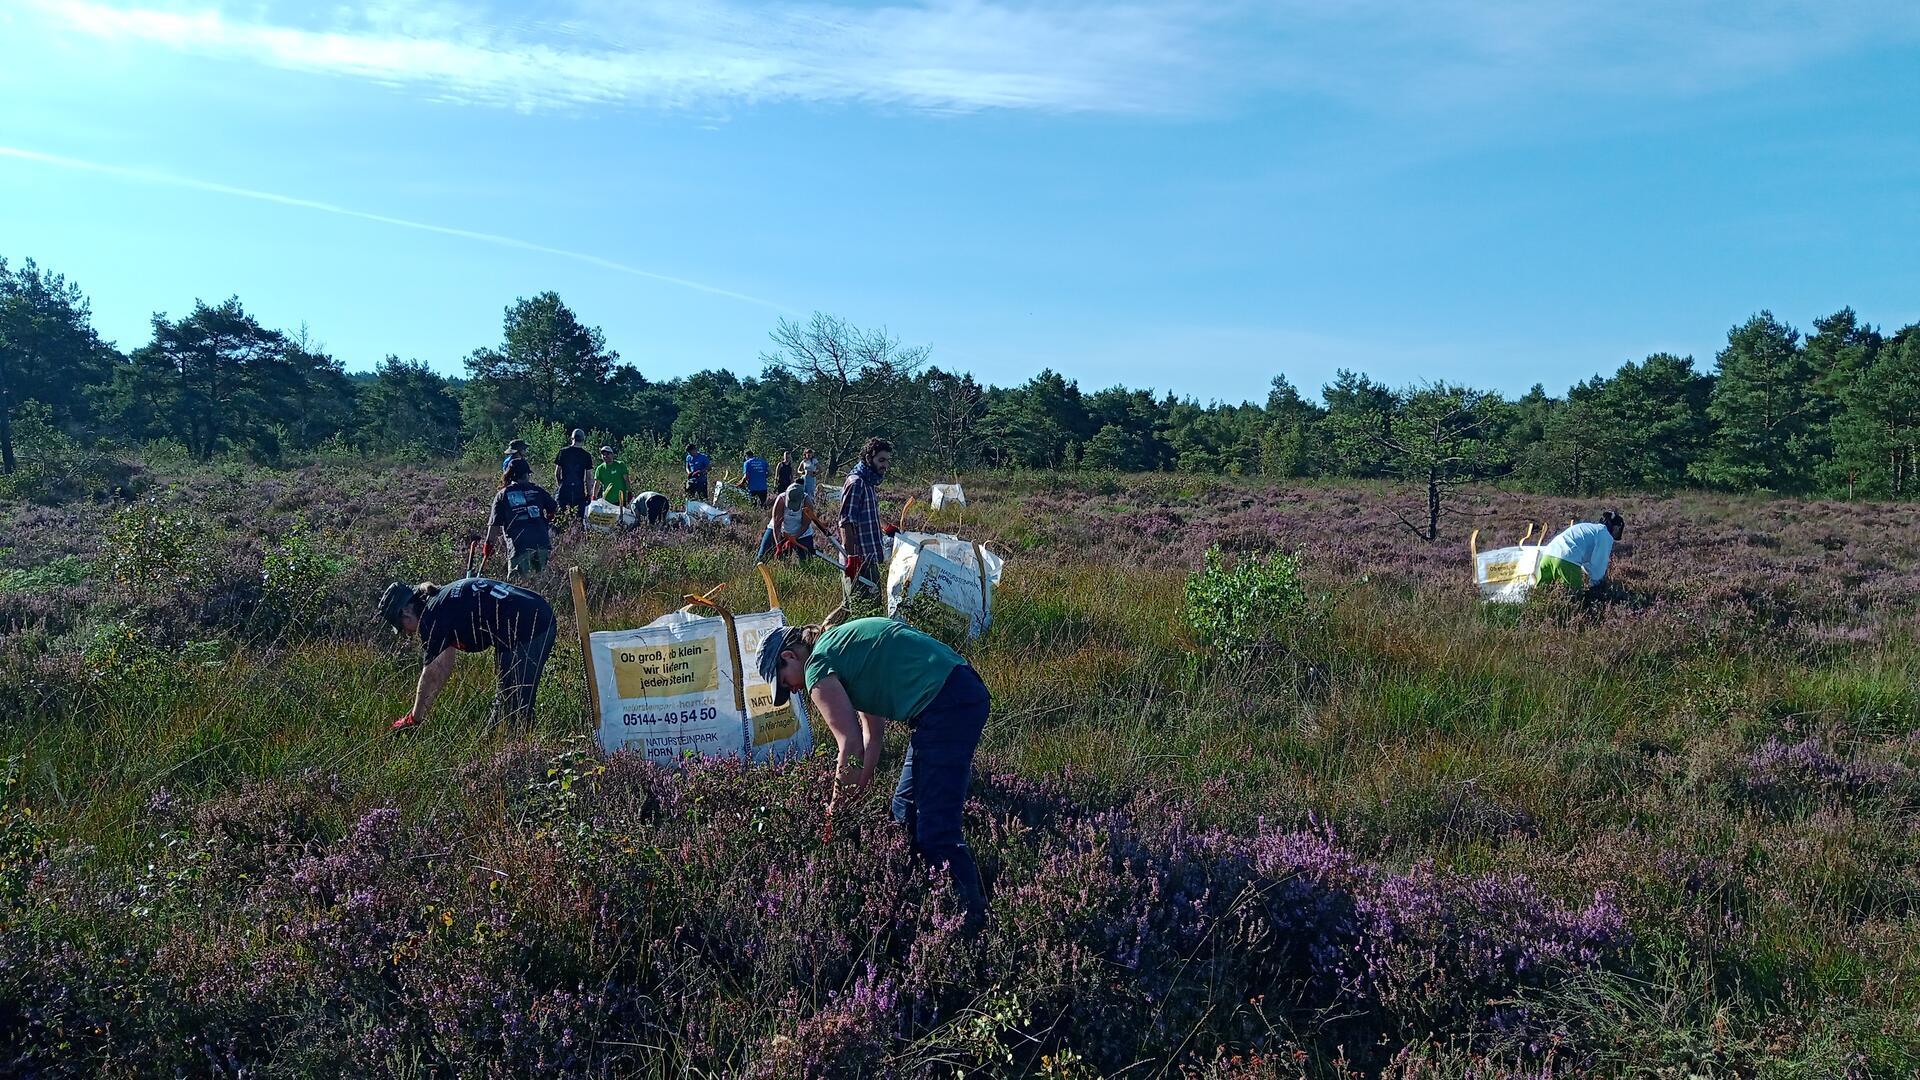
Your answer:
[2,462,1919,1075]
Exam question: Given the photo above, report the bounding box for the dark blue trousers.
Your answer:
[891,664,990,919]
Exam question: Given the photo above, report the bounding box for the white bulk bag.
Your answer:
[1475,545,1543,604]
[584,498,636,533]
[685,500,731,525]
[885,532,1004,638]
[592,611,748,766]
[734,608,813,765]
[930,483,966,511]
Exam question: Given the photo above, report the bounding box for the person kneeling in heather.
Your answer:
[377,577,556,733]
[759,616,990,926]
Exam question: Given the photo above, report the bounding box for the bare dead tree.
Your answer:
[923,367,984,477]
[762,313,928,472]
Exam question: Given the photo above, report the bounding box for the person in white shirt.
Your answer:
[800,448,821,502]
[756,481,817,562]
[1536,511,1624,591]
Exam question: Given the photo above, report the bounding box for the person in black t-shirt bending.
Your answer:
[553,428,594,528]
[486,459,558,578]
[377,577,556,732]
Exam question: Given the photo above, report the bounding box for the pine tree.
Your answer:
[1692,312,1810,492]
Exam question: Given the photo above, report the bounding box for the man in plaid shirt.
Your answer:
[838,437,894,590]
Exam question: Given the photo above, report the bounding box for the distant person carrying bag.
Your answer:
[800,449,821,503]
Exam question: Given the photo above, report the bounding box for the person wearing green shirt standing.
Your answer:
[758,616,990,925]
[592,445,632,507]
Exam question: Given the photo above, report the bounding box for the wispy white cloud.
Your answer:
[24,0,1220,113]
[19,0,1920,116]
[0,145,791,311]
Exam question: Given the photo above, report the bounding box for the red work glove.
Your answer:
[390,712,420,731]
[481,541,493,558]
[882,523,898,537]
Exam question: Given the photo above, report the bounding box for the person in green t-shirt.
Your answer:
[592,445,632,506]
[758,616,990,925]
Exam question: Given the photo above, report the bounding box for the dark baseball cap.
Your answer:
[376,582,413,631]
[757,626,795,705]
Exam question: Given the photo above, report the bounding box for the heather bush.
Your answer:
[3,465,1920,1073]
[0,750,1632,1076]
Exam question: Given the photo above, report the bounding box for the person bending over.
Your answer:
[1536,510,1625,594]
[759,616,990,926]
[756,480,816,562]
[378,577,556,732]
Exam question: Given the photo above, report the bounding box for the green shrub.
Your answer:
[0,555,91,594]
[893,587,972,650]
[0,403,140,505]
[1184,543,1321,658]
[103,500,216,603]
[259,519,346,625]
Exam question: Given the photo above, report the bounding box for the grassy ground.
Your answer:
[3,458,1918,1076]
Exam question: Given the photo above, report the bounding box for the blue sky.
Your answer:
[2,0,1917,403]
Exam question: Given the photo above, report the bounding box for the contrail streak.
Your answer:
[0,145,791,313]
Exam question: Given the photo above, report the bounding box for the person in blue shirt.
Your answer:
[684,443,711,502]
[742,449,770,507]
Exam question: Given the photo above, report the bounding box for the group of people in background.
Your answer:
[375,430,985,926]
[376,434,1626,929]
[480,430,876,586]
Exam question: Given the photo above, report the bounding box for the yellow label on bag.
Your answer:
[751,700,799,745]
[611,637,720,699]
[1482,557,1523,582]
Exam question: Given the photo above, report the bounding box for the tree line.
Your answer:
[2,255,1916,503]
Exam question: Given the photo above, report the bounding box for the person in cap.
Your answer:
[501,438,530,472]
[485,458,558,578]
[758,616,990,925]
[1536,510,1626,593]
[553,428,594,528]
[756,479,815,562]
[593,445,633,507]
[377,577,556,732]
